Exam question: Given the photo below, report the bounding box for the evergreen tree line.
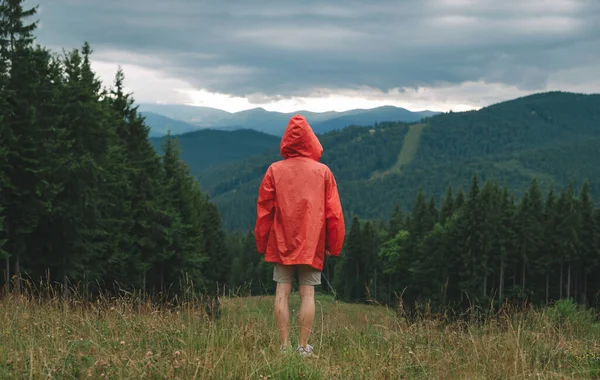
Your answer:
[330,176,600,311]
[0,1,228,297]
[222,173,600,312]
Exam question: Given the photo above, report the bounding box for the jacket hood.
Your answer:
[280,114,323,161]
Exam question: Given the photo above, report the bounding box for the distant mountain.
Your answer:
[141,112,201,137]
[160,91,600,231]
[149,128,279,174]
[227,108,292,135]
[311,106,437,134]
[137,104,232,126]
[139,103,440,137]
[230,106,437,136]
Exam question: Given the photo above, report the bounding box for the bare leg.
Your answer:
[298,285,315,347]
[274,282,292,347]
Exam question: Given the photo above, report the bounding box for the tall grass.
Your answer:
[1,282,599,379]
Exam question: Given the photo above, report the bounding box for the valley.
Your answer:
[162,91,600,231]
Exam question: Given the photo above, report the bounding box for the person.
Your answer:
[254,114,345,357]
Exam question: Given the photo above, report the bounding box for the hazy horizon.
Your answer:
[137,100,446,115]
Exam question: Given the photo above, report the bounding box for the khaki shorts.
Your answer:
[273,264,321,286]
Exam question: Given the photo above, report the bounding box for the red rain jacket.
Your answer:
[254,114,345,271]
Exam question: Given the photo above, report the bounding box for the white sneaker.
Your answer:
[296,344,314,358]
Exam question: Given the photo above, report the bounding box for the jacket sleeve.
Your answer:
[325,169,345,256]
[254,166,275,253]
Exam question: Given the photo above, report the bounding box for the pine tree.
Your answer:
[428,196,439,225]
[409,189,434,241]
[202,201,229,293]
[104,67,173,294]
[454,188,466,211]
[0,4,8,288]
[378,229,411,305]
[440,186,455,225]
[228,232,249,291]
[497,187,515,302]
[160,132,207,293]
[0,1,51,291]
[0,205,5,288]
[388,203,404,239]
[410,194,446,304]
[456,174,486,300]
[577,182,594,304]
[412,222,447,305]
[555,184,580,300]
[440,211,463,305]
[479,179,501,299]
[382,205,404,301]
[402,188,435,303]
[43,45,117,293]
[537,188,557,304]
[336,216,362,301]
[244,231,266,294]
[362,221,380,301]
[0,32,11,288]
[592,208,600,302]
[18,47,67,283]
[514,179,544,298]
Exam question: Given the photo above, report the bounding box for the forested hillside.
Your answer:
[149,128,279,174]
[181,91,600,231]
[0,1,229,296]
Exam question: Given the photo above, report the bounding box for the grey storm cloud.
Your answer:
[31,0,600,98]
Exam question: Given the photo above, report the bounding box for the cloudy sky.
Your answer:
[31,0,600,113]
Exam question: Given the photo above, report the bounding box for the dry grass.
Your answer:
[1,291,599,379]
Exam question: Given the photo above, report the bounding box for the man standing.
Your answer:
[254,114,345,357]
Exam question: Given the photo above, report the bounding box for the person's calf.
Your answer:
[274,282,292,347]
[298,285,315,348]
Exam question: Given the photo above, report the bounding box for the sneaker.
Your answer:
[296,344,314,358]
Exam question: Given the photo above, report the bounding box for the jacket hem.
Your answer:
[264,257,323,271]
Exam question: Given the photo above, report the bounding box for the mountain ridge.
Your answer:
[142,112,204,138]
[139,103,439,136]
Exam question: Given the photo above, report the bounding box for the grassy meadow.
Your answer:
[1,291,600,379]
